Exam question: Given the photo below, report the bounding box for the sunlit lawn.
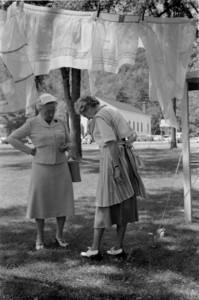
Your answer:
[0,142,199,300]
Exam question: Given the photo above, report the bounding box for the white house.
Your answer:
[81,97,151,137]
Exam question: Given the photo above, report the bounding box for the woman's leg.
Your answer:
[81,228,104,257]
[56,216,66,240]
[35,218,45,245]
[114,223,127,250]
[91,228,105,251]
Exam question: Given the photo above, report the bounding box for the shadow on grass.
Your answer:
[0,162,32,170]
[137,148,199,177]
[1,274,191,300]
[0,190,199,276]
[0,147,199,300]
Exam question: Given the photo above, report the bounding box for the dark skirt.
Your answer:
[94,195,138,228]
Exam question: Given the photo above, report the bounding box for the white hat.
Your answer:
[39,93,57,105]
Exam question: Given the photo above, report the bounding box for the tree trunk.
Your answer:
[170,97,177,149]
[71,68,82,159]
[60,67,70,128]
[60,67,82,159]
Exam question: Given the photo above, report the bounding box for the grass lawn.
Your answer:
[0,142,199,300]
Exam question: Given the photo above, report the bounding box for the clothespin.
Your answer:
[91,2,101,21]
[16,0,24,11]
[119,15,125,23]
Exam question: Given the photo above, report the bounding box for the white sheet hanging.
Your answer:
[23,4,93,75]
[88,13,139,96]
[0,2,38,114]
[0,9,6,56]
[89,13,139,73]
[0,2,197,122]
[139,17,197,128]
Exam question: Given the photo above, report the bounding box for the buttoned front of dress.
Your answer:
[8,115,71,165]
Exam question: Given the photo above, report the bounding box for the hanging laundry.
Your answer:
[88,13,139,96]
[0,2,38,114]
[139,17,197,128]
[0,57,14,107]
[22,3,94,75]
[89,13,139,73]
[0,9,6,56]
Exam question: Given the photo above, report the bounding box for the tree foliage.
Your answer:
[2,111,27,135]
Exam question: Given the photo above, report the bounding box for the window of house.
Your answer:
[133,121,135,130]
[137,122,139,131]
[141,122,143,132]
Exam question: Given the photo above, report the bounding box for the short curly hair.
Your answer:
[75,96,100,114]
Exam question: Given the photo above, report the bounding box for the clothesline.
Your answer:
[0,1,197,128]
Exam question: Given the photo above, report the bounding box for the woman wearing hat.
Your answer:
[8,93,74,250]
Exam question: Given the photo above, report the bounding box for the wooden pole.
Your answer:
[181,81,192,222]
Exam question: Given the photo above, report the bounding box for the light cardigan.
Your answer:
[8,115,70,165]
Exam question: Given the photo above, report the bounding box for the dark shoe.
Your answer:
[55,238,69,248]
[81,247,102,260]
[107,248,127,258]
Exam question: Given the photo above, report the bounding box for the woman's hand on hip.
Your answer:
[30,148,36,156]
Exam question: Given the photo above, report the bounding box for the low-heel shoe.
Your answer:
[107,248,127,257]
[81,248,102,259]
[55,238,69,248]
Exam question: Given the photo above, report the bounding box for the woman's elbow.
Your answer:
[7,135,16,146]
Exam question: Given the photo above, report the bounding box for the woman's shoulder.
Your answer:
[26,115,40,125]
[99,106,116,115]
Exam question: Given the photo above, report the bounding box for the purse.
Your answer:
[68,160,81,182]
[130,145,145,169]
[61,119,81,183]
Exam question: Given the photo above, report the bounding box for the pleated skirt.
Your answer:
[94,146,139,228]
[27,161,74,219]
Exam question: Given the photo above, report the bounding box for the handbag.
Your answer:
[130,145,145,169]
[61,120,81,182]
[68,160,81,182]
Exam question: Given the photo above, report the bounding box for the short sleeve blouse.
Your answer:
[92,107,134,147]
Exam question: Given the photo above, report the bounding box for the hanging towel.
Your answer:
[22,3,93,75]
[0,2,38,114]
[89,13,139,73]
[139,17,197,128]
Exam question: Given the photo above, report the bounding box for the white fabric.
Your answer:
[23,3,93,75]
[0,2,38,114]
[0,10,6,55]
[0,2,197,123]
[139,17,197,128]
[89,14,139,73]
[92,106,134,147]
[88,15,139,96]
